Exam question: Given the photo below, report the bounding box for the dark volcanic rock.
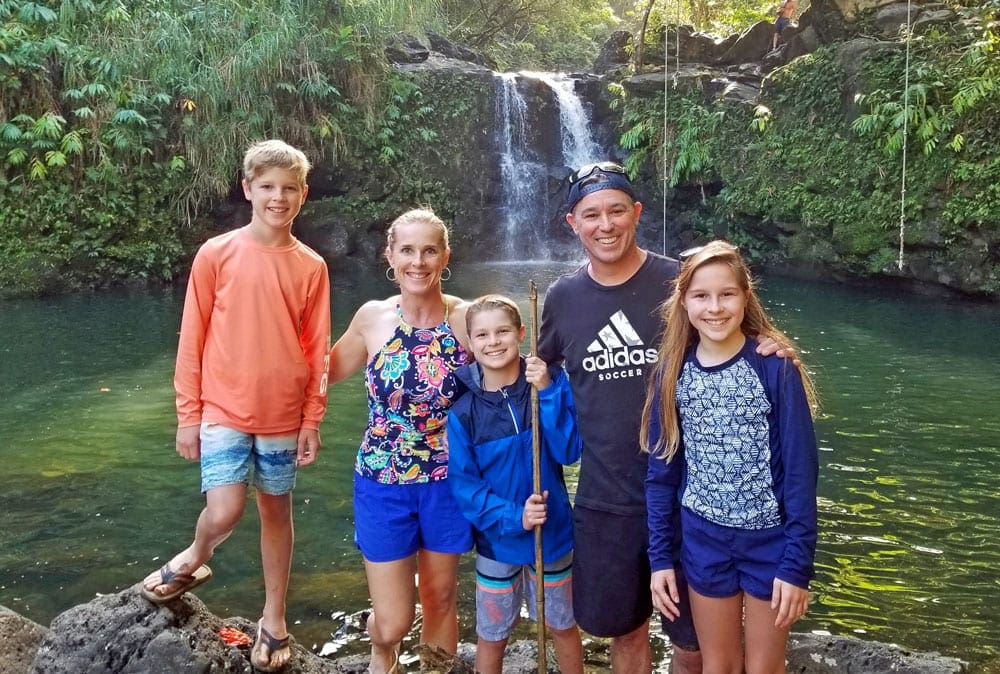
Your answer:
[385,33,430,64]
[593,30,632,73]
[0,606,49,674]
[427,32,497,70]
[30,587,340,673]
[786,633,967,673]
[716,21,774,65]
[876,3,917,36]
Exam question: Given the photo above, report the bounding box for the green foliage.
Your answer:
[439,0,617,70]
[0,0,393,295]
[853,13,1000,158]
[371,77,437,165]
[765,48,846,118]
[616,87,723,188]
[616,27,1000,293]
[622,0,778,46]
[846,5,1000,262]
[0,164,186,297]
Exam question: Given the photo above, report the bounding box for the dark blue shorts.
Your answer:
[680,508,784,602]
[353,473,473,562]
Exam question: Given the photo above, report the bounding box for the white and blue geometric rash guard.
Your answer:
[646,336,819,589]
[677,356,781,530]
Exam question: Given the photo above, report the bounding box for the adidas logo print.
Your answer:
[582,310,658,380]
[587,310,643,352]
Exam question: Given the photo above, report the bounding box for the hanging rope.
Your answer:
[662,1,669,255]
[898,0,913,271]
[661,0,682,256]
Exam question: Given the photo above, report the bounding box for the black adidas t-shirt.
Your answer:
[539,252,679,515]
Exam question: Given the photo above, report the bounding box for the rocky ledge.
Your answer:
[1,589,969,673]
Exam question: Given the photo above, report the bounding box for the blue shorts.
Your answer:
[680,508,784,601]
[199,422,297,495]
[353,473,473,562]
[475,553,576,642]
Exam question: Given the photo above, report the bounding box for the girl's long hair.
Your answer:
[639,240,818,461]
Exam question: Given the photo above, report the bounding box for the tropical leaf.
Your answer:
[0,123,22,142]
[110,109,148,126]
[6,147,27,165]
[45,150,67,167]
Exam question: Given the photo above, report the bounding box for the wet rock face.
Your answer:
[385,33,430,64]
[28,588,340,674]
[0,606,49,674]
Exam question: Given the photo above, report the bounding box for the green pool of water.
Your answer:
[2,261,998,666]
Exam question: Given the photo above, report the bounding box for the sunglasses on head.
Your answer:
[569,162,627,185]
[678,242,740,261]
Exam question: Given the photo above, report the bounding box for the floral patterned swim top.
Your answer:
[355,305,468,484]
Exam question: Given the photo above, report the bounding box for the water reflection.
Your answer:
[0,264,998,667]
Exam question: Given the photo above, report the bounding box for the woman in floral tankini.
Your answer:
[329,208,473,674]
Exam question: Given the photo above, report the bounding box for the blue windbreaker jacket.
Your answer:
[447,360,582,565]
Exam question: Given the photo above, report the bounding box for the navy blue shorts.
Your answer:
[680,508,784,601]
[353,473,473,562]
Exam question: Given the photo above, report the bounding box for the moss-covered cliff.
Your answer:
[614,0,999,296]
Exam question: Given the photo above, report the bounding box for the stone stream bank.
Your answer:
[1,590,969,673]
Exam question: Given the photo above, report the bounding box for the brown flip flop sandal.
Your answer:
[251,618,291,672]
[139,563,213,604]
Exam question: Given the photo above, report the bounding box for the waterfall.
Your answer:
[493,71,602,260]
[495,73,547,260]
[521,72,602,170]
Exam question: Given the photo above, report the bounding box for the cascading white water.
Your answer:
[494,71,603,260]
[495,73,547,259]
[521,72,602,170]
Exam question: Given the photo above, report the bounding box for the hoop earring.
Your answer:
[385,267,397,282]
[440,267,452,282]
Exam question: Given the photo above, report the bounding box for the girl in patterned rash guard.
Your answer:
[642,240,819,674]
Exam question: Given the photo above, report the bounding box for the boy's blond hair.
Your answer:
[242,139,311,185]
[465,294,523,334]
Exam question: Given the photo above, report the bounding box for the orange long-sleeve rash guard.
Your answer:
[174,227,331,434]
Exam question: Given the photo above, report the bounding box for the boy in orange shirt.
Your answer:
[140,139,331,672]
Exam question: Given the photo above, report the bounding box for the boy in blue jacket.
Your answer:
[447,294,584,674]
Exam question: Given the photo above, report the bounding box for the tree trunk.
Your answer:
[636,0,657,73]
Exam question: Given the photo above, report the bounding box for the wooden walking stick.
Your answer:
[528,280,546,673]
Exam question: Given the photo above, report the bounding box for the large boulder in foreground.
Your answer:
[30,587,339,673]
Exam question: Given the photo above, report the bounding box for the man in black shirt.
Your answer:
[538,163,701,673]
